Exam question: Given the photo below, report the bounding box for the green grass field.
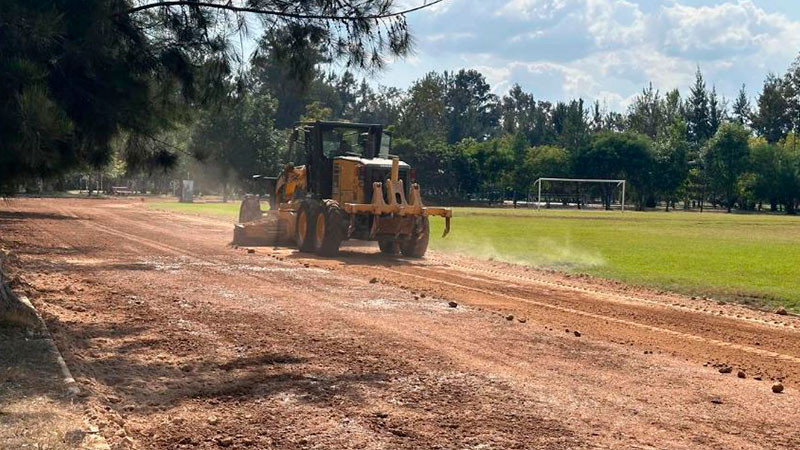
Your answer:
[147,201,800,309]
[429,208,800,309]
[146,200,248,218]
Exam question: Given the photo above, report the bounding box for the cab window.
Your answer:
[322,128,366,158]
[378,132,391,159]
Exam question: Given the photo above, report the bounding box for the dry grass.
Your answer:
[0,327,89,449]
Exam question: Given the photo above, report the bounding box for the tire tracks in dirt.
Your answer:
[425,255,800,332]
[57,203,800,381]
[7,199,800,449]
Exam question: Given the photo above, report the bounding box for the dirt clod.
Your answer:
[518,317,527,323]
[719,366,733,374]
[505,314,514,321]
[776,307,787,316]
[710,397,723,404]
[772,383,784,394]
[369,278,378,284]
[208,416,219,425]
[737,371,746,379]
[247,249,255,254]
[573,330,582,337]
[448,301,458,308]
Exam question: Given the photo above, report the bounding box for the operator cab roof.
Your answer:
[294,121,386,132]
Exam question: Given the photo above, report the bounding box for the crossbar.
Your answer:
[536,178,625,184]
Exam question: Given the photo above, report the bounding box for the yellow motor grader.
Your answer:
[233,121,451,257]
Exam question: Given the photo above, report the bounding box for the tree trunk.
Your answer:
[727,190,733,213]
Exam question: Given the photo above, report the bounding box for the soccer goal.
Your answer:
[533,178,627,212]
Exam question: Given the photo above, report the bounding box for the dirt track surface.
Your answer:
[2,198,800,449]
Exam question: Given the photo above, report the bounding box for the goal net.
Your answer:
[533,178,627,211]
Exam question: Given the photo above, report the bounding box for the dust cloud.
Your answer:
[445,237,606,271]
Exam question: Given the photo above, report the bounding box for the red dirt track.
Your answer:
[2,197,800,449]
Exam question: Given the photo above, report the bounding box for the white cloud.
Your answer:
[497,0,571,20]
[659,0,800,58]
[510,30,545,43]
[379,0,800,111]
[584,0,647,48]
[426,32,476,42]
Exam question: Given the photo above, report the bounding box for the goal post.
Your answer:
[534,178,626,212]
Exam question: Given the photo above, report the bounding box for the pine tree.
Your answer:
[753,73,792,143]
[591,100,605,133]
[731,84,751,126]
[708,86,725,135]
[686,68,712,146]
[684,68,711,210]
[784,54,800,139]
[0,0,418,192]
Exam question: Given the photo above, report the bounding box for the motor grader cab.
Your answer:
[233,121,451,257]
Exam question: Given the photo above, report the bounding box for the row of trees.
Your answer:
[4,1,800,213]
[0,0,418,195]
[188,53,800,213]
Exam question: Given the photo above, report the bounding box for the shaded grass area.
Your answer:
[144,200,800,309]
[429,209,800,309]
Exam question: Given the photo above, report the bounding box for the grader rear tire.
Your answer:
[313,200,347,256]
[400,217,429,258]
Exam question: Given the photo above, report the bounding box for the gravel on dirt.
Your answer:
[2,197,800,449]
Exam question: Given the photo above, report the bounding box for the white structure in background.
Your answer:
[180,180,194,203]
[533,178,626,212]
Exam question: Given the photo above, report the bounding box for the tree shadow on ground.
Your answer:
[0,327,86,449]
[44,312,390,416]
[0,210,77,222]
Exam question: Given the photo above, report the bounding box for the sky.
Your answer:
[361,0,800,112]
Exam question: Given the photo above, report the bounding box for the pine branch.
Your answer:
[118,0,445,19]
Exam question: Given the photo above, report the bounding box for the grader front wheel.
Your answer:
[313,200,347,256]
[295,201,317,252]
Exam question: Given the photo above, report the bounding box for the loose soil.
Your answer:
[2,198,799,449]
